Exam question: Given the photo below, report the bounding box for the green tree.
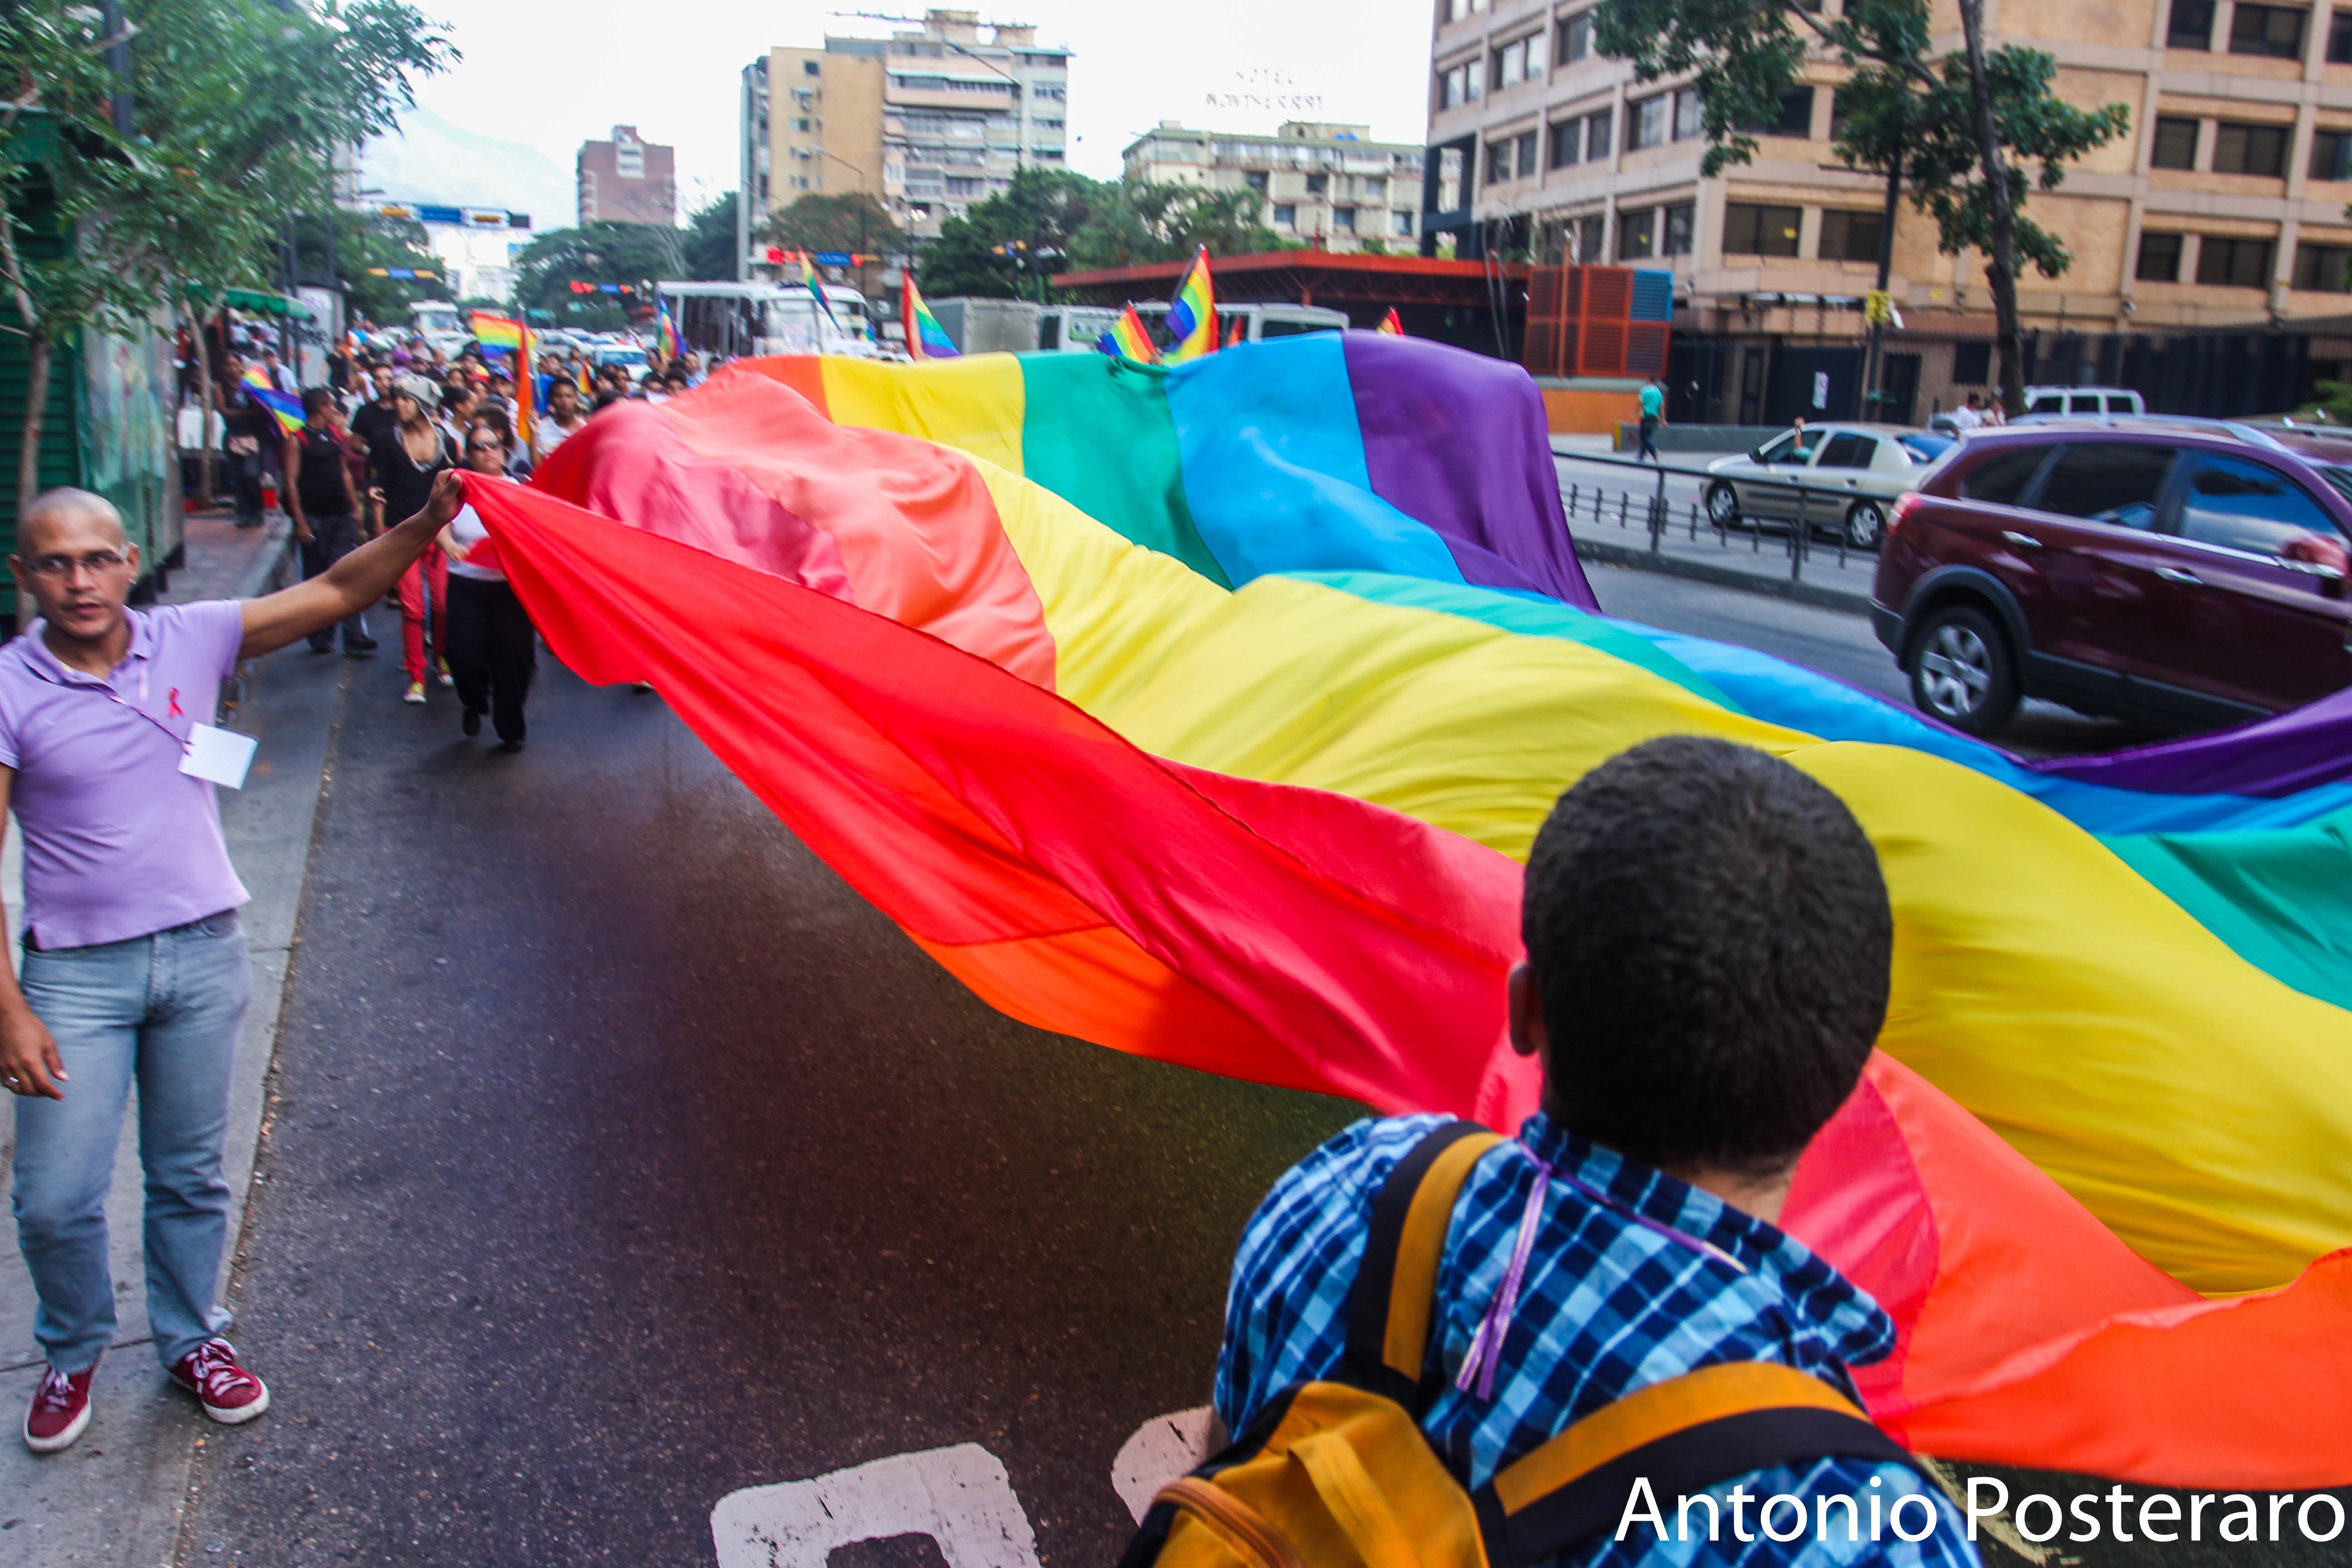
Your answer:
[510,220,681,317]
[1594,0,2125,416]
[1063,181,1281,271]
[760,192,903,260]
[681,191,740,280]
[2,0,454,514]
[914,169,1105,299]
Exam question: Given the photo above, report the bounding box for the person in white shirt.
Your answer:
[1949,392,1986,431]
[438,425,538,750]
[531,378,588,465]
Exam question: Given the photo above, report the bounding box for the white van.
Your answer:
[1035,300,1353,353]
[2020,385,2145,417]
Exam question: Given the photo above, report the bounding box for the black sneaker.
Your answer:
[343,635,380,656]
[461,710,482,738]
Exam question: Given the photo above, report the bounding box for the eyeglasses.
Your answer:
[466,441,502,454]
[21,551,129,578]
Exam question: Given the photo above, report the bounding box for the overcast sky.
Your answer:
[388,0,1438,223]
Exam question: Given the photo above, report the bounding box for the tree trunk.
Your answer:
[196,301,220,508]
[1956,0,2028,418]
[14,330,51,524]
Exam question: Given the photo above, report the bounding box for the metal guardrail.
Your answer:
[1554,450,1883,584]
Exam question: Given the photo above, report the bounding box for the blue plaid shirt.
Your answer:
[1215,1115,1980,1568]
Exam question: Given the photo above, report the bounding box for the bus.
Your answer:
[652,281,884,360]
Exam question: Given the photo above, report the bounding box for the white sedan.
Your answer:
[1703,423,1954,548]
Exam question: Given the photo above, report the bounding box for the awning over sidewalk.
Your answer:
[186,285,314,321]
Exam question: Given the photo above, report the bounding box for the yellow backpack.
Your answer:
[1121,1122,1922,1568]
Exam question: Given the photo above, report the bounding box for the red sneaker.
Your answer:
[24,1363,95,1453]
[168,1340,270,1425]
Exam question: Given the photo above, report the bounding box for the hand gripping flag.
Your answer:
[902,274,960,360]
[1165,245,1216,362]
[1378,308,1405,335]
[1097,304,1161,364]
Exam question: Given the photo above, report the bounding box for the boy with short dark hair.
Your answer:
[1213,736,1976,1567]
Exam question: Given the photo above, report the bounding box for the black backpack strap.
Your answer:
[1341,1120,1505,1406]
[1471,1362,1923,1568]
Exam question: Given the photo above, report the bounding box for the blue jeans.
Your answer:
[12,911,250,1372]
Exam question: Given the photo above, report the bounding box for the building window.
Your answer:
[1394,209,1415,235]
[2196,234,2275,286]
[2136,231,2183,281]
[1446,0,1490,18]
[1818,207,1885,262]
[1618,207,1657,259]
[1307,172,1328,196]
[1723,201,1802,256]
[1549,118,1583,168]
[1673,88,1704,141]
[2213,121,2289,175]
[945,176,983,196]
[2294,242,2352,289]
[1953,342,1992,383]
[796,117,813,132]
[1746,86,1813,137]
[1575,214,1607,263]
[1561,11,1592,62]
[1494,33,1545,86]
[1274,203,1297,225]
[803,59,821,74]
[1630,95,1669,150]
[1586,108,1613,161]
[2312,128,2352,179]
[1334,207,1357,232]
[2151,116,2200,170]
[1662,202,1695,255]
[2167,0,2215,47]
[1245,171,1269,193]
[2332,9,2352,60]
[1515,131,1539,177]
[1487,139,1514,182]
[2229,3,2307,57]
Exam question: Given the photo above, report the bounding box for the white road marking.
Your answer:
[1110,1406,1215,1524]
[710,1443,1042,1568]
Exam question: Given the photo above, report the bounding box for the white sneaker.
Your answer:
[403,681,427,705]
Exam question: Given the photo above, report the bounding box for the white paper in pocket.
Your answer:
[179,723,258,790]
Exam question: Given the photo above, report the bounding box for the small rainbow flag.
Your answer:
[1165,246,1216,362]
[240,365,304,436]
[1377,308,1405,335]
[799,252,840,328]
[1096,304,1161,364]
[470,311,524,352]
[1224,314,1246,348]
[902,274,960,360]
[657,301,682,363]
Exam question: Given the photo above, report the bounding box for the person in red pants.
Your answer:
[363,375,456,705]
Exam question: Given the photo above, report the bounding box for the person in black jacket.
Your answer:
[284,390,378,656]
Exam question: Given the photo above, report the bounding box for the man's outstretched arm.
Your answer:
[239,469,465,658]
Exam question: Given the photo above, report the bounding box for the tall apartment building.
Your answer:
[1426,0,2352,419]
[739,8,1070,272]
[576,126,676,227]
[1122,121,1430,252]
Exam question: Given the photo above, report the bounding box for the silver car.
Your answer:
[1703,423,1954,548]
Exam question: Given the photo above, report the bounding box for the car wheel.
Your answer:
[1908,604,2019,735]
[1844,499,1886,549]
[1705,481,1740,529]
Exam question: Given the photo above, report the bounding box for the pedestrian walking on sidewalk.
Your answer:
[215,353,270,528]
[284,390,379,657]
[1637,375,1665,462]
[441,426,540,749]
[0,473,465,1454]
[367,376,456,705]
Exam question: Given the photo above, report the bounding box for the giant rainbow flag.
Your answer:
[464,333,2352,1489]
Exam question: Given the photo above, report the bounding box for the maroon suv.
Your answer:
[1871,423,2352,735]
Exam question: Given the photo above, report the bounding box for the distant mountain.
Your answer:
[358,107,580,230]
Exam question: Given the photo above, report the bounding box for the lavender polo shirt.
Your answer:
[0,603,251,950]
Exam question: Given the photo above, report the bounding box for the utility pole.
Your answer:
[99,0,134,138]
[1862,147,1902,419]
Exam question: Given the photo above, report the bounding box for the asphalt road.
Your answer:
[175,603,2334,1566]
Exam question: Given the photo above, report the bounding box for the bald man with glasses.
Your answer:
[0,473,461,1452]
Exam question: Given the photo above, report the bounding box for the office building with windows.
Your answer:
[1122,122,1430,252]
[1425,0,2352,421]
[740,8,1070,270]
[577,127,676,227]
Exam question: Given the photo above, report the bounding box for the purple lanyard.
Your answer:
[1453,1146,1746,1402]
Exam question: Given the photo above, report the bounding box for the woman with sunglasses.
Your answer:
[434,423,539,750]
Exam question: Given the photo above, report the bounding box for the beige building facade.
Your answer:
[1426,0,2352,416]
[1122,121,1430,252]
[739,9,1072,270]
[576,126,677,227]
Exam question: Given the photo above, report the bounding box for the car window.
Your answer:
[2032,442,2175,529]
[1960,446,2051,503]
[2068,394,2104,415]
[2029,394,2066,414]
[2176,455,2347,556]
[1759,428,1826,464]
[1898,432,1955,464]
[1817,433,1878,469]
[2103,394,2138,414]
[1259,318,1325,338]
[1038,317,1062,350]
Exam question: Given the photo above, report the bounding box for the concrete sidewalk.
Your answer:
[0,509,323,1568]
